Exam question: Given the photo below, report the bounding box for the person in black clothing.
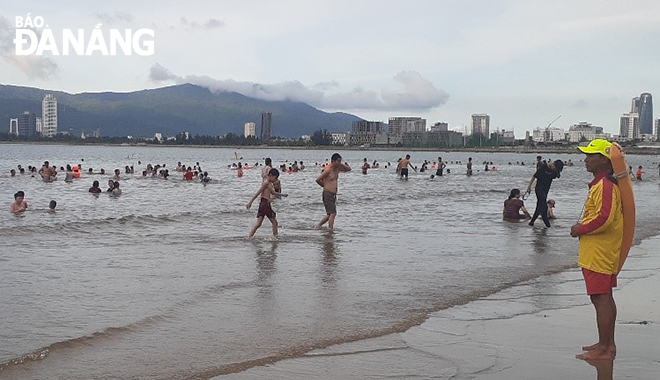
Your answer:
[526,159,564,227]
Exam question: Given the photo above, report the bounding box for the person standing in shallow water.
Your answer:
[527,159,564,227]
[570,139,623,361]
[466,157,473,176]
[316,153,351,231]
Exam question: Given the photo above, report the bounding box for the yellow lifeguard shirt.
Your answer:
[577,172,624,274]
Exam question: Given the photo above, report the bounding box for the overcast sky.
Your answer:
[2,0,659,135]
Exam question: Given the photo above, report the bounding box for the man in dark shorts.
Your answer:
[466,157,473,176]
[436,157,446,176]
[397,154,416,179]
[317,153,351,231]
[247,169,284,237]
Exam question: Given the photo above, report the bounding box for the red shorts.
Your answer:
[582,268,617,295]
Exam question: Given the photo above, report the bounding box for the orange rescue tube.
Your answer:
[611,143,635,273]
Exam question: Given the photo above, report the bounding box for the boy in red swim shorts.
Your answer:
[571,139,624,361]
[247,169,284,238]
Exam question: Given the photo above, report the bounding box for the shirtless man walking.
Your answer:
[39,161,55,182]
[247,168,284,237]
[316,153,351,231]
[397,154,416,179]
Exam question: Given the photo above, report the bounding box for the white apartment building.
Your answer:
[9,118,18,135]
[532,127,566,142]
[244,122,256,138]
[41,94,57,137]
[567,122,608,143]
[619,113,639,139]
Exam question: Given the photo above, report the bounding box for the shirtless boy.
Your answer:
[10,191,28,213]
[397,154,416,179]
[316,153,351,231]
[247,168,284,237]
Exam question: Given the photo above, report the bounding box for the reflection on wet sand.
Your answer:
[254,240,279,298]
[320,233,339,285]
[586,359,614,380]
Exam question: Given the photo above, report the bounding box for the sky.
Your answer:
[1,0,660,136]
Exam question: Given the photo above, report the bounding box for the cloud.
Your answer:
[94,11,134,24]
[180,17,225,30]
[148,64,448,111]
[571,99,590,109]
[0,15,59,79]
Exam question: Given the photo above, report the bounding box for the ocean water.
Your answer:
[0,144,658,379]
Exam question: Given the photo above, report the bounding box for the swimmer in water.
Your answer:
[397,155,416,179]
[503,189,531,222]
[10,191,28,213]
[49,200,57,212]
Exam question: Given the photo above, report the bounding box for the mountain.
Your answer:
[0,83,362,137]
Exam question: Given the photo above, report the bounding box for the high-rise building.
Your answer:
[638,93,653,135]
[244,122,256,138]
[9,118,19,135]
[18,111,37,137]
[41,94,57,137]
[655,118,659,139]
[260,112,272,141]
[631,97,640,113]
[619,113,639,139]
[471,114,490,136]
[35,117,42,135]
[388,117,425,136]
[349,121,385,145]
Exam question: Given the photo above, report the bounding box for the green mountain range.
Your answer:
[0,83,362,137]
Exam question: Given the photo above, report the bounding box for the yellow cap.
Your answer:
[578,139,612,159]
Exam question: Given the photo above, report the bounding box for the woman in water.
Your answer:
[526,159,564,227]
[503,189,531,222]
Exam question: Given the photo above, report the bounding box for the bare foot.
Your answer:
[576,346,616,360]
[582,343,599,351]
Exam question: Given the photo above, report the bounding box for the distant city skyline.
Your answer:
[1,1,660,136]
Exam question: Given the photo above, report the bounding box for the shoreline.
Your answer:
[220,234,660,380]
[2,140,660,155]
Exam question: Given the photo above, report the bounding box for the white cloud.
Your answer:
[180,16,225,30]
[0,15,59,79]
[149,64,448,111]
[94,11,134,24]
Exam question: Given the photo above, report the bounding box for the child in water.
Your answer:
[10,191,28,213]
[547,199,556,219]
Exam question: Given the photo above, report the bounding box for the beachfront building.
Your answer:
[388,117,426,136]
[655,118,660,139]
[430,122,449,132]
[619,113,639,139]
[244,122,256,138]
[639,93,653,135]
[471,114,490,137]
[493,129,516,145]
[349,120,385,146]
[532,127,566,143]
[41,94,57,138]
[568,122,608,143]
[9,118,19,136]
[35,117,42,135]
[260,112,272,141]
[331,132,349,145]
[18,112,37,137]
[402,130,463,147]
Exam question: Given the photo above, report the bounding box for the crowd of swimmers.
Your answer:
[7,155,660,236]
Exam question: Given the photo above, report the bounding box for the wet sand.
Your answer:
[221,236,660,380]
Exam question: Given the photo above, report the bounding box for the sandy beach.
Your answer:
[221,236,660,380]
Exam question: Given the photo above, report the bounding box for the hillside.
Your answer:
[0,84,362,137]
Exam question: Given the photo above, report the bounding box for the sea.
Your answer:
[0,144,658,379]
